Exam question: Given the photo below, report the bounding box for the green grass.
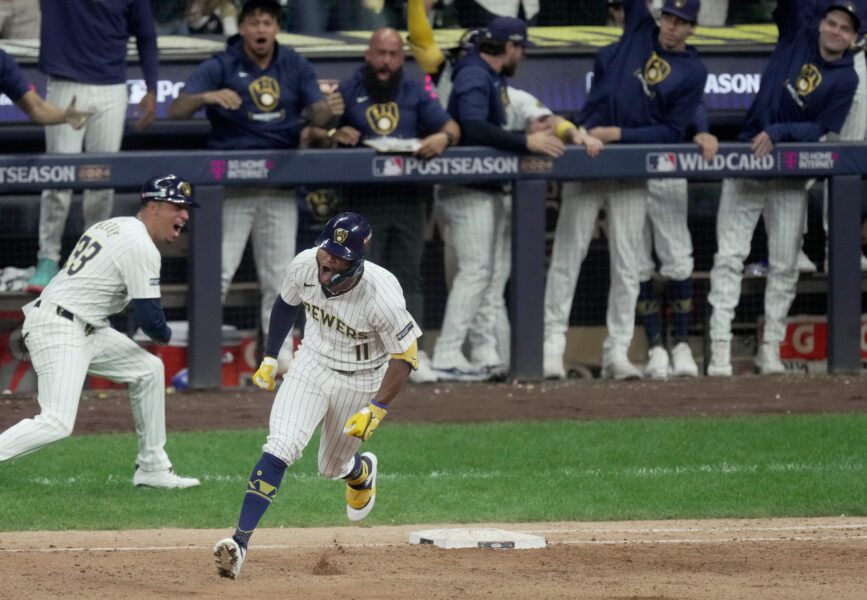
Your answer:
[0,414,864,531]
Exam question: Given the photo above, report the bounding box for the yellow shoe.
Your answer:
[346,452,377,521]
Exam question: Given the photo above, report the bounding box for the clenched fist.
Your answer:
[252,356,278,391]
[343,402,388,441]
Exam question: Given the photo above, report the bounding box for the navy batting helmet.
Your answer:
[140,174,199,207]
[315,212,372,286]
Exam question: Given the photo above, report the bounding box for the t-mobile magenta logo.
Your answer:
[210,160,227,180]
[783,151,798,171]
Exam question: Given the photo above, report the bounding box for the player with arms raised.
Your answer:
[213,212,420,579]
[0,174,200,489]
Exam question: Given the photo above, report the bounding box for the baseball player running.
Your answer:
[544,0,707,380]
[707,0,860,376]
[213,212,420,579]
[0,174,200,489]
[169,0,331,372]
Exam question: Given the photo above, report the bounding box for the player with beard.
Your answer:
[309,28,460,383]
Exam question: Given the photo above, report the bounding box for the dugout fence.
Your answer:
[0,143,864,386]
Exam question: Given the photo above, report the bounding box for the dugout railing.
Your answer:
[0,143,864,386]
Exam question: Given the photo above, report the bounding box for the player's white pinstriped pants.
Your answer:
[263,347,385,478]
[0,302,172,471]
[708,178,806,343]
[39,80,127,262]
[544,180,647,358]
[640,178,694,281]
[432,184,500,366]
[468,192,510,367]
[221,187,298,337]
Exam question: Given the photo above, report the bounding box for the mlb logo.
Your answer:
[373,157,404,177]
[646,152,677,173]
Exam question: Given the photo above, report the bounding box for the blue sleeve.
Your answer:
[0,50,31,102]
[133,298,172,344]
[450,65,493,123]
[183,58,225,94]
[129,0,159,91]
[774,0,809,42]
[624,0,653,33]
[296,54,325,108]
[264,295,300,357]
[764,121,825,142]
[692,102,709,134]
[416,86,451,133]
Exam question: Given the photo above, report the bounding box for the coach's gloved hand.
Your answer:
[253,356,279,391]
[343,401,388,441]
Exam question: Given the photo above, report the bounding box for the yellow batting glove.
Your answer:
[252,356,278,391]
[343,401,388,441]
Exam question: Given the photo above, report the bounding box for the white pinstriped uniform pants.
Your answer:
[432,184,500,365]
[544,180,647,357]
[263,347,385,478]
[709,178,806,343]
[221,187,298,337]
[640,178,694,281]
[0,301,171,471]
[39,79,127,262]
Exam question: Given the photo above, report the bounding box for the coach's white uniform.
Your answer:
[0,217,173,471]
[467,87,553,369]
[264,249,420,479]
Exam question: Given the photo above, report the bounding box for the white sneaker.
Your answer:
[602,355,642,380]
[543,353,565,379]
[133,467,200,489]
[644,346,670,379]
[214,537,246,579]
[754,341,786,375]
[409,350,438,383]
[671,342,699,377]
[797,250,817,273]
[432,354,490,382]
[707,340,732,377]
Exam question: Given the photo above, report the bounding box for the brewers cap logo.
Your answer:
[249,76,280,112]
[180,181,192,197]
[334,228,349,244]
[674,0,686,7]
[795,63,822,97]
[366,102,400,136]
[643,52,671,86]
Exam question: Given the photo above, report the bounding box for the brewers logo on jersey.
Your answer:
[366,102,400,135]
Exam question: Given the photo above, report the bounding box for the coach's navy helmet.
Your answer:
[315,212,372,283]
[661,0,700,24]
[140,174,199,207]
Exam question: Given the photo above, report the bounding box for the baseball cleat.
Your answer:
[602,356,642,380]
[707,340,733,377]
[214,537,246,579]
[644,346,670,379]
[543,354,565,379]
[25,257,59,293]
[671,342,699,378]
[133,466,200,489]
[754,342,786,375]
[346,452,377,521]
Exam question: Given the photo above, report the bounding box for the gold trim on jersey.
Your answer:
[391,339,419,370]
[249,76,280,112]
[794,63,822,97]
[365,102,400,135]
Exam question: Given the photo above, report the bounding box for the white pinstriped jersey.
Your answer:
[505,87,552,131]
[280,248,421,371]
[39,217,161,327]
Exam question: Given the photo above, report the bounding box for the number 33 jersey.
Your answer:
[280,248,421,372]
[40,217,162,327]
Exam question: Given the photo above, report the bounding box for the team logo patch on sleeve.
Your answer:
[396,321,415,340]
[149,278,160,285]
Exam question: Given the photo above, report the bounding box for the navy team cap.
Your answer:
[486,16,535,47]
[825,0,861,32]
[661,0,700,24]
